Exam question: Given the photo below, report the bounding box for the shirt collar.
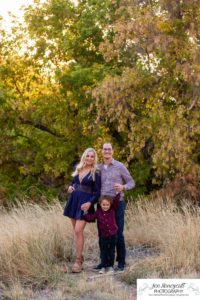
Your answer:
[101,158,115,167]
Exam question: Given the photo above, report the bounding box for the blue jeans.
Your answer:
[98,200,126,267]
[116,200,126,267]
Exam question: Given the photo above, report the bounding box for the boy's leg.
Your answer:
[100,236,108,268]
[109,235,117,267]
[94,222,103,270]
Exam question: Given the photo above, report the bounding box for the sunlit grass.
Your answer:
[0,203,73,288]
[124,197,200,283]
[0,197,200,298]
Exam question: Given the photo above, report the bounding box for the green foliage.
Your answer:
[0,0,199,202]
[92,0,200,184]
[0,0,116,201]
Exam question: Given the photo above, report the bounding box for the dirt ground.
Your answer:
[26,245,158,300]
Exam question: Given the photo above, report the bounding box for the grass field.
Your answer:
[0,197,199,299]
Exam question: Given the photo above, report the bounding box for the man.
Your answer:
[95,142,135,272]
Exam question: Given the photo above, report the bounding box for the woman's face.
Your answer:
[85,151,95,167]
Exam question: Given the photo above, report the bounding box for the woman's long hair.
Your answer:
[72,148,98,180]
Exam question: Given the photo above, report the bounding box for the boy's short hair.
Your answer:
[99,195,113,205]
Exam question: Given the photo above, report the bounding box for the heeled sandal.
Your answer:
[72,256,84,273]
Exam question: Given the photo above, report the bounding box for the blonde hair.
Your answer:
[72,148,98,181]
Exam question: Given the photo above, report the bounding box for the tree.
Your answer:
[92,0,200,188]
[0,0,119,201]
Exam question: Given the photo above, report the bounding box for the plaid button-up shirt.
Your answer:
[100,159,135,200]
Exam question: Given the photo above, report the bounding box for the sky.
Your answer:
[0,0,77,29]
[0,0,34,19]
[0,0,34,29]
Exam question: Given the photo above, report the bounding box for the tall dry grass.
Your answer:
[0,203,74,287]
[1,196,200,297]
[125,197,200,279]
[0,202,134,299]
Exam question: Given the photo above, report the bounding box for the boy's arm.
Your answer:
[83,210,98,222]
[113,193,120,210]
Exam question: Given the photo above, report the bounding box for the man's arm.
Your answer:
[121,164,135,191]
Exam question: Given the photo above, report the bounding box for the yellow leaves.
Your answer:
[67,91,73,97]
[45,152,54,159]
[157,20,173,34]
[19,166,29,175]
[82,120,89,136]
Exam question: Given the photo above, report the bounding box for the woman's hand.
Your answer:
[81,202,91,212]
[68,185,75,193]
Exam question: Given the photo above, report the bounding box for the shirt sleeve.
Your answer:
[113,193,120,210]
[121,164,135,190]
[89,172,101,204]
[84,211,98,222]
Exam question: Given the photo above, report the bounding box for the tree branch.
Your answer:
[19,117,66,138]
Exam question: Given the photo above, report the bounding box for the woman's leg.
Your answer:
[71,220,86,273]
[71,218,76,229]
[74,220,86,259]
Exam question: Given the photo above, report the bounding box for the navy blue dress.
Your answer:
[63,171,101,220]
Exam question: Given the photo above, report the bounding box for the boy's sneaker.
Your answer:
[106,267,114,274]
[99,267,106,274]
[93,263,103,271]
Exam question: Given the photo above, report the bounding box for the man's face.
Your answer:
[102,143,113,160]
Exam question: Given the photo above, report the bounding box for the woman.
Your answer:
[64,148,101,273]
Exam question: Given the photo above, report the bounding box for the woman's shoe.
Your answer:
[72,256,84,273]
[62,264,68,273]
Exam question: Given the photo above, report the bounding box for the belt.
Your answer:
[73,183,93,194]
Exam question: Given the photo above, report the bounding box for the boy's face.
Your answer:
[100,199,111,211]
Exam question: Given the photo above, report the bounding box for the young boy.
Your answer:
[84,193,120,274]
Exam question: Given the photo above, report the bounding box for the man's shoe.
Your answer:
[99,267,106,274]
[93,263,103,271]
[106,266,114,274]
[116,265,125,273]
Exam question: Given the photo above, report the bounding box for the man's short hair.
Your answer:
[102,142,113,149]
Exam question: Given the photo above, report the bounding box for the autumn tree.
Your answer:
[0,0,199,201]
[0,0,119,201]
[92,0,200,191]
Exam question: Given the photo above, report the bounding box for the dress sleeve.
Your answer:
[89,172,101,204]
[71,176,75,185]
